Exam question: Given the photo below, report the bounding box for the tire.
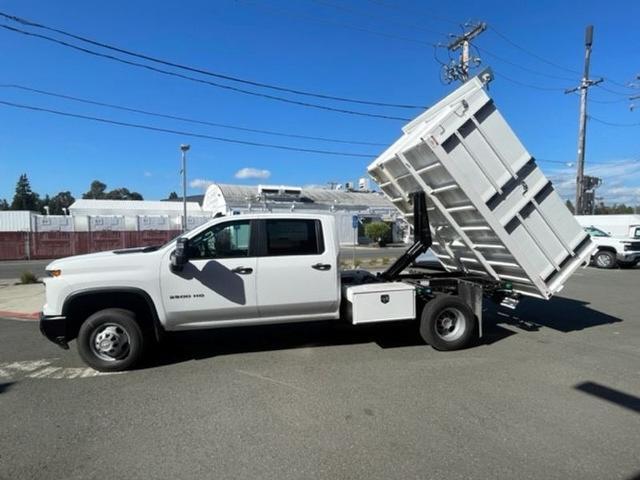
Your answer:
[77,308,145,372]
[419,295,476,351]
[593,250,616,269]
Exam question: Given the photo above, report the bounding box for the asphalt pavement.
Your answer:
[1,267,639,480]
[0,259,51,281]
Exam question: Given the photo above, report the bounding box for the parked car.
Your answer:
[583,226,640,268]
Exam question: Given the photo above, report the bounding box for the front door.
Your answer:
[160,219,258,329]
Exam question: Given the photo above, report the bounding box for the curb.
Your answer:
[0,310,39,320]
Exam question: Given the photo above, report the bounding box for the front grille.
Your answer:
[624,242,640,251]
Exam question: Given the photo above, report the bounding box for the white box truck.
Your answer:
[40,69,595,371]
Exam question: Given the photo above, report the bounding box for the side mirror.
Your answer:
[170,237,189,271]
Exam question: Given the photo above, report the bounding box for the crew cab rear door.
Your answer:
[255,218,339,320]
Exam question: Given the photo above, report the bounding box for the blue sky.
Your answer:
[0,0,638,204]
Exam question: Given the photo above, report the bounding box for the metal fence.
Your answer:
[0,230,181,260]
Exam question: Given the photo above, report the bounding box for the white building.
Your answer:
[69,199,207,231]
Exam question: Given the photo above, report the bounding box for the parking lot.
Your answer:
[1,265,639,480]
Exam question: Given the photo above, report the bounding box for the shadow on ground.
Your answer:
[0,382,15,394]
[574,381,640,414]
[489,295,622,333]
[140,293,622,370]
[144,320,426,369]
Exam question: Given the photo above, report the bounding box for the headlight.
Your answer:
[47,269,62,277]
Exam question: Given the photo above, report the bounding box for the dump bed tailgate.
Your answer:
[368,69,595,299]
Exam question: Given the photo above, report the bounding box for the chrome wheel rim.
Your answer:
[90,323,131,361]
[596,254,612,268]
[434,307,467,341]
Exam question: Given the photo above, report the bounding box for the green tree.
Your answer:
[47,191,75,215]
[364,221,392,246]
[105,188,143,200]
[11,174,40,211]
[82,180,107,199]
[0,199,9,210]
[168,191,179,200]
[82,181,143,200]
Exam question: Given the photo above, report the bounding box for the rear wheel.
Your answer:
[419,295,476,351]
[594,250,616,269]
[77,308,145,372]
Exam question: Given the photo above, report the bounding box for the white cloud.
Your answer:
[143,171,153,177]
[189,178,215,190]
[235,168,271,180]
[542,158,640,204]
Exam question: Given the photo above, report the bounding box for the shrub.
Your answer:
[19,271,39,284]
[364,221,391,245]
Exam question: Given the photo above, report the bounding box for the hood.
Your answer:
[46,246,164,272]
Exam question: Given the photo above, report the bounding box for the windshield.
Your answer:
[584,226,609,237]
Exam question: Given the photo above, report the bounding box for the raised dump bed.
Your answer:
[368,69,595,299]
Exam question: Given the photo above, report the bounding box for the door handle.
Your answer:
[231,266,253,274]
[311,263,331,271]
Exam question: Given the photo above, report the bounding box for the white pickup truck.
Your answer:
[582,225,640,268]
[40,70,595,371]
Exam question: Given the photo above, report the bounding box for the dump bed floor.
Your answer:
[368,69,595,299]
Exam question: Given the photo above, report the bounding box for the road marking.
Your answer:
[0,359,124,380]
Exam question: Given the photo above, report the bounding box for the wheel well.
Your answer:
[596,247,617,254]
[63,290,160,341]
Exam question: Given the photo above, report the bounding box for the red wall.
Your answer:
[0,231,181,260]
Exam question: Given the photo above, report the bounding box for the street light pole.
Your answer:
[180,144,190,232]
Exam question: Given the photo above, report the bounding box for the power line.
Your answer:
[0,23,411,122]
[0,10,424,110]
[488,25,635,91]
[487,25,581,75]
[312,0,448,37]
[473,44,577,82]
[595,84,637,97]
[238,0,437,48]
[0,83,387,146]
[584,95,629,104]
[589,115,640,127]
[492,70,566,92]
[365,0,460,27]
[0,99,379,157]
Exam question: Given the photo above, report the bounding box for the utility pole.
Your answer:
[444,22,486,83]
[565,25,602,215]
[180,144,190,232]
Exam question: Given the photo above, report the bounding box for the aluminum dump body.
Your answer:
[368,69,595,299]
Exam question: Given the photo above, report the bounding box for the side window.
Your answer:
[265,219,324,256]
[634,227,640,239]
[188,220,250,259]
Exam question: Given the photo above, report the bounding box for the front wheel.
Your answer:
[77,308,145,372]
[593,250,616,269]
[419,295,476,351]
